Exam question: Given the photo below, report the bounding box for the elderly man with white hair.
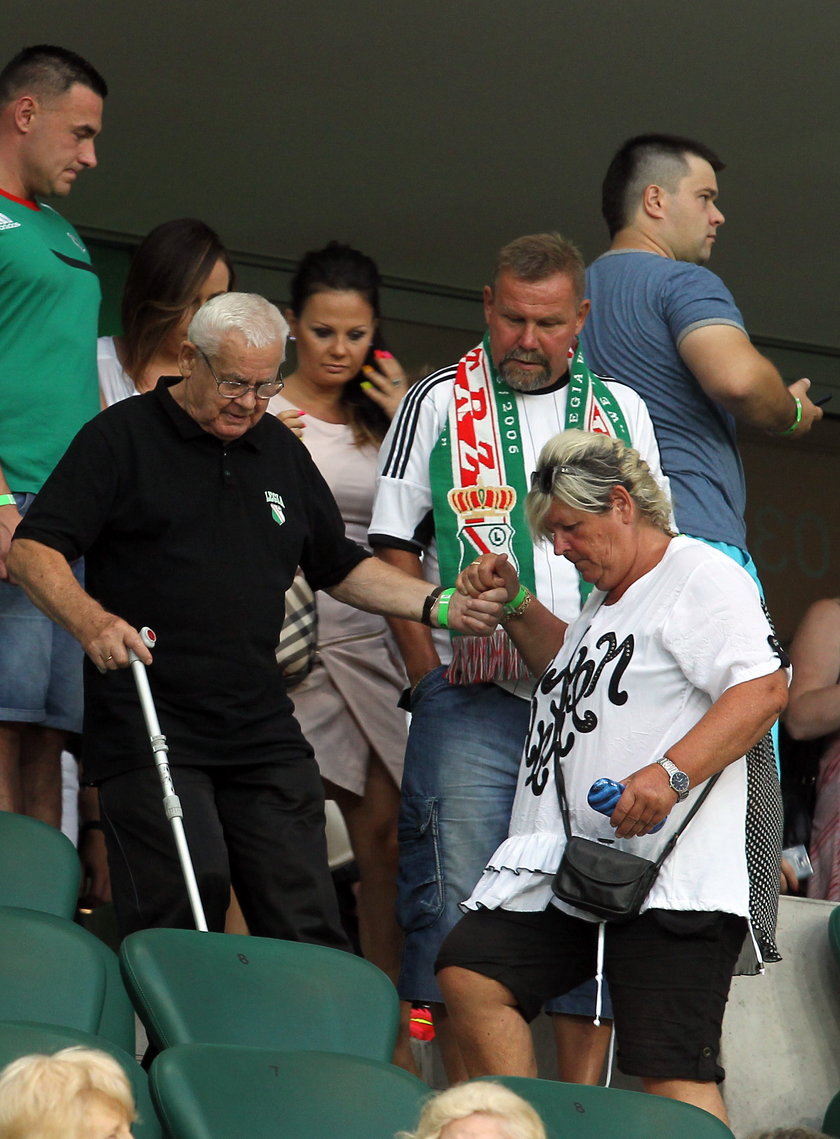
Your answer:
[8,292,498,945]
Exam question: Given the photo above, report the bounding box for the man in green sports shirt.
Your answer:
[0,45,106,828]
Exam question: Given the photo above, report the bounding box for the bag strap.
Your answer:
[649,771,720,869]
[548,594,721,866]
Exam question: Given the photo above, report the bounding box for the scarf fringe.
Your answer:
[446,630,531,685]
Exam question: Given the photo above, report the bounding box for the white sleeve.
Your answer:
[661,552,789,700]
[369,368,454,551]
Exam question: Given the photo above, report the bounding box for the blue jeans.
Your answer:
[0,493,84,732]
[397,665,613,1018]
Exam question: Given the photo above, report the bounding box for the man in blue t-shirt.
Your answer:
[583,133,821,570]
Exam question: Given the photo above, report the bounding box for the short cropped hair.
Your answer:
[601,133,724,237]
[396,1080,547,1139]
[0,1046,135,1139]
[0,45,107,106]
[493,232,585,304]
[188,293,288,358]
[526,429,673,538]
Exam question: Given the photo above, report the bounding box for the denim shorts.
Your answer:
[0,493,84,733]
[397,665,613,1019]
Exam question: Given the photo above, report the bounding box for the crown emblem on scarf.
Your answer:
[447,484,516,517]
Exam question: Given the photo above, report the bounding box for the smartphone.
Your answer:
[360,327,393,373]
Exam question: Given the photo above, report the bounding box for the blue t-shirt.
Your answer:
[583,249,748,550]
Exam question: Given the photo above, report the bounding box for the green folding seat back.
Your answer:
[0,811,80,918]
[823,1087,840,1137]
[474,1075,735,1139]
[150,1044,429,1139]
[0,905,135,1052]
[120,927,399,1060]
[0,906,105,1034]
[0,1020,161,1139]
[89,930,138,1055]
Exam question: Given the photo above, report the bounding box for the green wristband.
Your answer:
[435,587,456,629]
[0,494,15,507]
[779,395,802,436]
[503,585,529,615]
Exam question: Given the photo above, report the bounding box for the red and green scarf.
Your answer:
[429,334,631,683]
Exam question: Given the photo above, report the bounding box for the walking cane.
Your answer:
[127,626,208,931]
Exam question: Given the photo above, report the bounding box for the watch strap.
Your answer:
[657,756,690,801]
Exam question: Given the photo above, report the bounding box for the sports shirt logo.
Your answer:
[265,490,285,526]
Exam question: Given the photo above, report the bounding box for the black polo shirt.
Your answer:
[17,378,368,781]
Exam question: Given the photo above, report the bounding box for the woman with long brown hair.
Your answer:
[98,217,233,406]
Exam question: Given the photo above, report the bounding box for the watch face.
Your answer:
[671,771,690,793]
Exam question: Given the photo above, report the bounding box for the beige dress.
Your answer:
[269,394,407,795]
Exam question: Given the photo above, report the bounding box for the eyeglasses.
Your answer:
[198,348,284,400]
[530,465,575,494]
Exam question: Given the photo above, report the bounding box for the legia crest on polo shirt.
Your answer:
[265,490,286,526]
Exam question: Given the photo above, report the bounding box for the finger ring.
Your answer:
[103,655,113,662]
[391,378,404,387]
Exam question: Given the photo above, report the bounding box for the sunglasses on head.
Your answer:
[530,465,575,494]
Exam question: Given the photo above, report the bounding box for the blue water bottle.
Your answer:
[587,778,665,833]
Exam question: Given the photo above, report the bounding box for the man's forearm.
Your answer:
[8,538,151,669]
[373,547,441,686]
[328,556,434,623]
[679,325,822,435]
[327,555,502,640]
[8,538,109,646]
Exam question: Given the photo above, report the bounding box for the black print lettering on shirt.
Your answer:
[767,634,790,669]
[523,631,635,797]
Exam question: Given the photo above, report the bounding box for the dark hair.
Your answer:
[493,232,586,303]
[601,133,725,238]
[0,44,107,105]
[289,241,388,446]
[120,218,234,380]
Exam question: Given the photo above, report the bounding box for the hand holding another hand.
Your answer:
[456,553,520,601]
[444,583,507,635]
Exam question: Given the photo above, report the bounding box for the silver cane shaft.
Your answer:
[128,629,208,931]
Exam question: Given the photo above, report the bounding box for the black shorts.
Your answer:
[436,905,747,1082]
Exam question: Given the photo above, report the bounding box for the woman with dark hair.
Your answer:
[97,218,234,405]
[269,241,411,1046]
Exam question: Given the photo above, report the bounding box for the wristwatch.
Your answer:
[656,757,690,802]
